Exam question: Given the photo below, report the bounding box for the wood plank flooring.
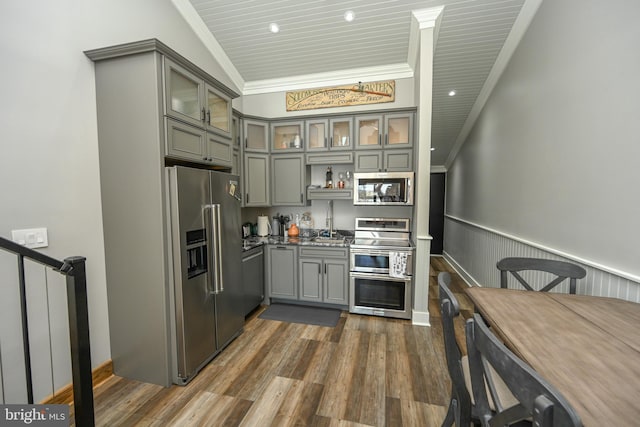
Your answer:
[72,257,473,426]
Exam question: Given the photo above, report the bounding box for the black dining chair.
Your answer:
[439,272,473,427]
[438,272,517,427]
[497,257,586,294]
[465,313,583,427]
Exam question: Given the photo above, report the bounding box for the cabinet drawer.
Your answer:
[166,118,206,161]
[299,247,348,258]
[307,188,352,200]
[306,152,354,165]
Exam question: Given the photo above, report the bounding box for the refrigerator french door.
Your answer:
[167,166,244,384]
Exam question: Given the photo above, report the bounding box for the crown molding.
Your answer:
[171,0,245,91]
[430,165,447,173]
[408,6,445,71]
[242,63,414,95]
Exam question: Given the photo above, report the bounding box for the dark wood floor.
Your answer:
[73,257,473,426]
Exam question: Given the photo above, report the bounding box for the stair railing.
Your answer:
[0,236,94,426]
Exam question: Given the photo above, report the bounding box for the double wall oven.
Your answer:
[349,218,414,320]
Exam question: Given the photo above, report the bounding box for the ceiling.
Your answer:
[184,0,531,166]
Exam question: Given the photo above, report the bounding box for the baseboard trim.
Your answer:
[442,251,480,288]
[412,310,430,326]
[40,360,113,405]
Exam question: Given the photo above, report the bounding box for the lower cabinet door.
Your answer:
[324,259,349,305]
[267,246,297,299]
[299,258,322,301]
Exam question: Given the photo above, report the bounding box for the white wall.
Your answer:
[0,0,235,402]
[446,0,640,282]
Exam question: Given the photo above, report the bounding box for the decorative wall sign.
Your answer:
[286,80,395,111]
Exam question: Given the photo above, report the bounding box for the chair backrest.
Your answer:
[438,272,472,424]
[497,257,586,294]
[465,313,582,427]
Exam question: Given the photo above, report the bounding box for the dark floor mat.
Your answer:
[258,303,341,327]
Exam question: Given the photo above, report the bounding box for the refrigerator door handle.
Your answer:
[205,204,224,294]
[213,204,224,293]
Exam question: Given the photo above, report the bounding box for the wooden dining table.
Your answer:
[464,287,640,427]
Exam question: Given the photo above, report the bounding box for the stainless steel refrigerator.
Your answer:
[167,166,244,385]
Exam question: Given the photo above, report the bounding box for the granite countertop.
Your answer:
[242,230,353,251]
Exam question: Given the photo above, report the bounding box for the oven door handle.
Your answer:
[351,249,393,257]
[349,271,410,282]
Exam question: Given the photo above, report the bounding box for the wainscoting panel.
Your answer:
[443,216,640,303]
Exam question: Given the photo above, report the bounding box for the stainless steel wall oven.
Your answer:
[349,218,414,320]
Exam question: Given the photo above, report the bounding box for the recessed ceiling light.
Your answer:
[448,90,456,96]
[344,11,355,22]
[269,23,280,33]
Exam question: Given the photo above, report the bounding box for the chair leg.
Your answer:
[458,395,472,427]
[441,398,456,427]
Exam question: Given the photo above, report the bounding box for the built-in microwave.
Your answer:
[353,172,414,206]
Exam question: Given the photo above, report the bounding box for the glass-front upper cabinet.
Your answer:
[204,84,232,139]
[329,117,353,150]
[164,59,204,128]
[271,120,304,152]
[243,119,269,153]
[384,113,414,148]
[164,58,233,139]
[231,114,241,149]
[355,114,383,150]
[305,119,329,151]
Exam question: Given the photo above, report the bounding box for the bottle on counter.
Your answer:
[325,166,333,188]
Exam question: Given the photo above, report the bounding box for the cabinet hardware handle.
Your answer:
[300,193,303,203]
[324,137,327,147]
[379,134,382,145]
[324,264,327,274]
[201,108,206,122]
[206,109,211,125]
[385,134,388,145]
[246,193,249,203]
[318,264,321,275]
[330,136,333,147]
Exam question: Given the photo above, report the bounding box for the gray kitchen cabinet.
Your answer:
[206,132,233,167]
[355,149,413,172]
[166,117,206,161]
[305,151,354,165]
[85,39,240,387]
[242,246,264,315]
[355,114,383,150]
[305,118,329,151]
[243,119,269,153]
[307,188,353,200]
[164,58,232,139]
[324,259,349,305]
[384,149,413,171]
[267,245,298,300]
[231,114,242,150]
[298,247,349,306]
[355,112,414,150]
[299,258,323,301]
[166,118,232,167]
[329,116,353,150]
[232,148,241,176]
[271,120,304,152]
[244,153,270,206]
[384,112,414,148]
[271,154,309,206]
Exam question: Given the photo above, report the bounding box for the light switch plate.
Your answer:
[12,228,48,249]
